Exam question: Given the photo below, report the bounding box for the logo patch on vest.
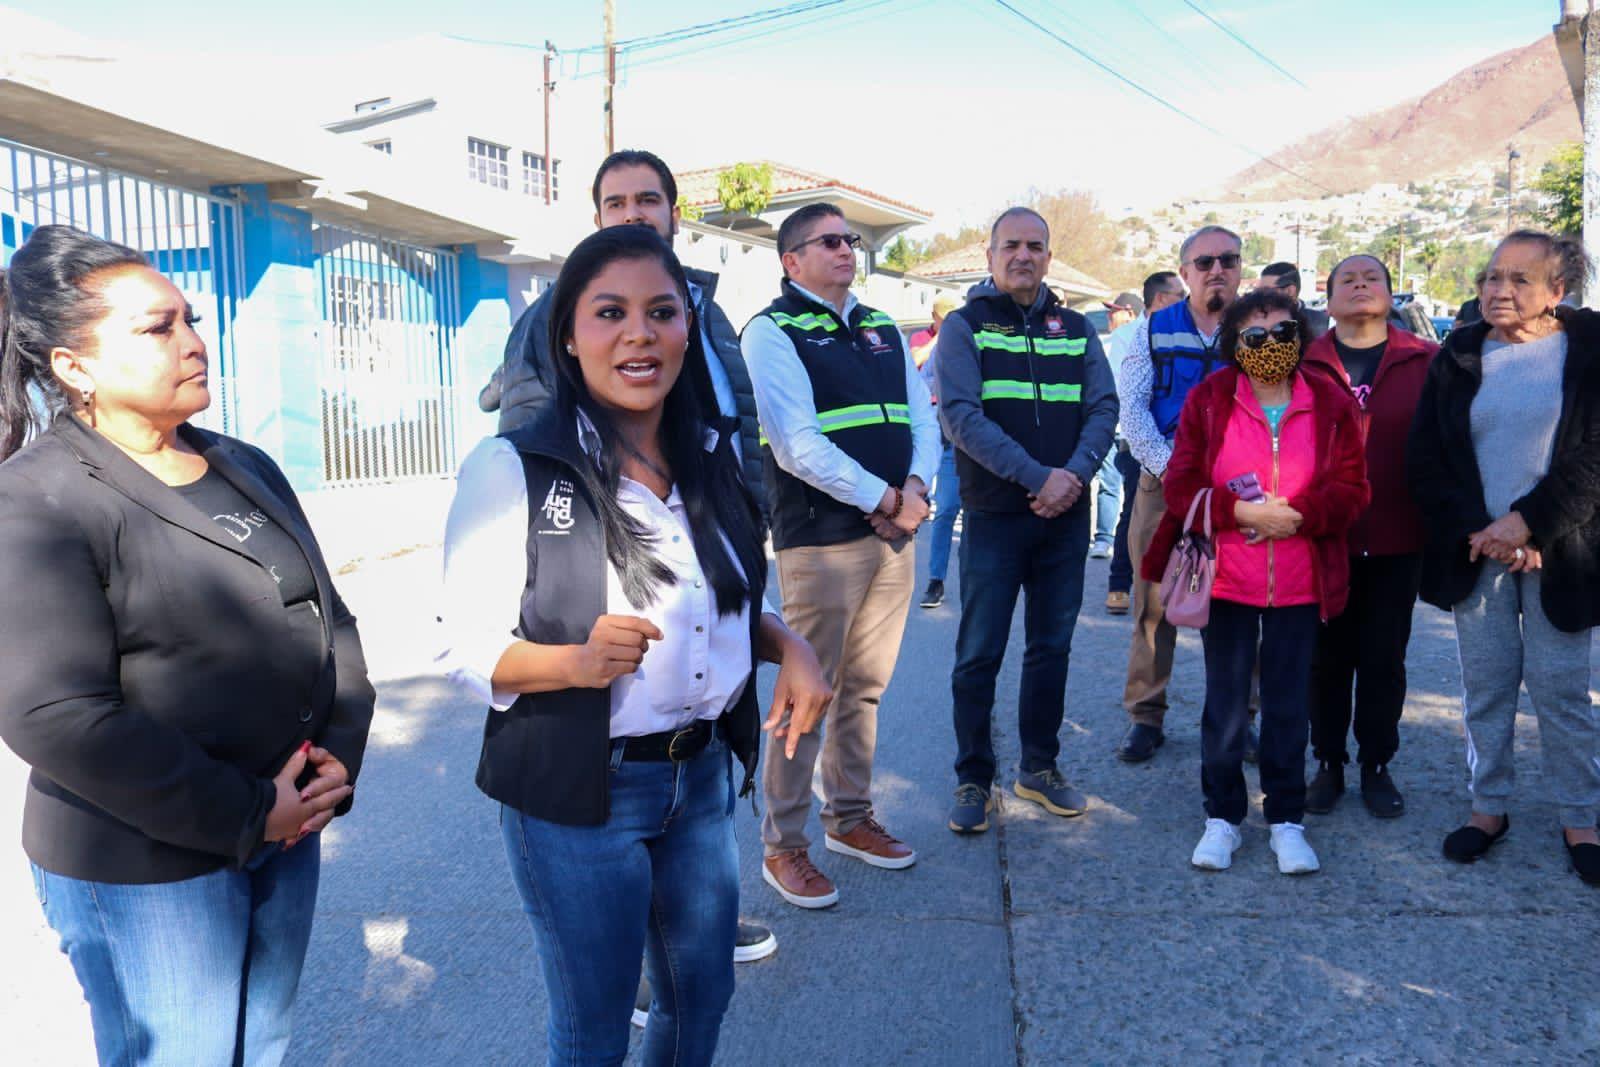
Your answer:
[1045,316,1064,335]
[539,478,575,534]
[863,327,882,348]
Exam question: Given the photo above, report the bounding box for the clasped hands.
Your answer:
[869,475,930,542]
[1468,511,1541,572]
[1233,496,1303,544]
[1029,468,1083,518]
[266,742,351,849]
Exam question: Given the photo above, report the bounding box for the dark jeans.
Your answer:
[1201,599,1319,824]
[952,506,1090,786]
[500,737,737,1067]
[33,839,320,1066]
[1310,553,1423,767]
[1107,447,1140,594]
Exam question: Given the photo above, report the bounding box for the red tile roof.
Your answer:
[913,241,1113,297]
[677,160,931,219]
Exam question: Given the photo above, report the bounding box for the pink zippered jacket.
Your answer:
[1141,365,1370,621]
[1211,373,1318,607]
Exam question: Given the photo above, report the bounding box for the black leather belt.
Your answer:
[619,718,717,763]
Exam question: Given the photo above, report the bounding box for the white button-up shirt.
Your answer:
[437,431,753,738]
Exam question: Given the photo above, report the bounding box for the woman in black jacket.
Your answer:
[437,226,830,1066]
[1408,230,1600,885]
[0,226,375,1063]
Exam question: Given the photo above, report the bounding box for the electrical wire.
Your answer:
[569,0,855,55]
[1178,0,1308,90]
[988,0,1334,196]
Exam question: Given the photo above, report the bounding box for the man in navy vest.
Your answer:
[934,207,1119,832]
[1114,225,1245,762]
[743,204,940,908]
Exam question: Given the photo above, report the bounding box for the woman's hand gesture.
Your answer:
[1236,496,1302,542]
[265,742,352,844]
[568,615,664,689]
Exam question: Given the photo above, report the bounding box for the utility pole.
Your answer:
[1397,215,1406,290]
[1506,148,1521,234]
[604,0,616,156]
[543,41,556,205]
[1585,3,1600,305]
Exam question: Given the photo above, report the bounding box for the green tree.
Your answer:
[716,162,773,217]
[677,196,704,222]
[1416,240,1443,294]
[882,234,918,272]
[1242,234,1273,264]
[1533,143,1583,236]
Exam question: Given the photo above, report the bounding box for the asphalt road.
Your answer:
[4,531,1599,1065]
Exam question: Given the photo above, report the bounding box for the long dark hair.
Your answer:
[545,225,765,616]
[0,225,146,460]
[1219,288,1312,368]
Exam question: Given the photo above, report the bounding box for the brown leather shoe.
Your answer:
[762,849,839,909]
[825,816,917,870]
[1106,590,1130,615]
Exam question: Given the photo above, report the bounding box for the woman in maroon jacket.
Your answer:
[1301,254,1438,818]
[1144,289,1368,875]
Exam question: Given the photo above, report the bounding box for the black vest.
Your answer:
[753,282,913,550]
[950,288,1089,512]
[474,410,763,827]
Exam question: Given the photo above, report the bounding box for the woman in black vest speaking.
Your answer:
[438,226,830,1066]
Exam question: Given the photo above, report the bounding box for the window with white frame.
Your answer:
[521,152,561,200]
[467,138,510,189]
[367,139,392,155]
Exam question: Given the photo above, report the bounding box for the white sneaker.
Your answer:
[1191,818,1243,870]
[1269,822,1321,874]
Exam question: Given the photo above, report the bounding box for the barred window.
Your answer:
[467,138,510,189]
[521,152,560,200]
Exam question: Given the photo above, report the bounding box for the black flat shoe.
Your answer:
[1116,723,1165,763]
[1306,761,1345,815]
[1360,764,1405,819]
[1443,816,1510,863]
[1565,834,1600,886]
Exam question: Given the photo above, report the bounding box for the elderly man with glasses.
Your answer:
[1115,225,1253,764]
[741,203,940,909]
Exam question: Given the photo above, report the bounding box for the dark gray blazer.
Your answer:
[0,416,375,884]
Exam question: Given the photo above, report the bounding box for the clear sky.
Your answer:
[3,0,1563,227]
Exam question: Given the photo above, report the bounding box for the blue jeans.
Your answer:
[32,839,321,1067]
[1093,447,1123,549]
[1107,448,1141,594]
[926,444,961,582]
[500,737,738,1067]
[952,507,1091,786]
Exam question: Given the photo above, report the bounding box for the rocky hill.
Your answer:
[1220,35,1580,200]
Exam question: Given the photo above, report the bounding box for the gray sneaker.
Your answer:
[949,783,993,833]
[1013,768,1087,817]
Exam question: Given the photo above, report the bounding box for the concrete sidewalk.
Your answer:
[3,543,1599,1065]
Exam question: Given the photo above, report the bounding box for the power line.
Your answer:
[572,0,854,55]
[988,0,1334,196]
[1178,0,1308,90]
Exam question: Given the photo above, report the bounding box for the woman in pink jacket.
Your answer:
[1143,289,1368,876]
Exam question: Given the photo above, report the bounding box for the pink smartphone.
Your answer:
[1227,472,1266,503]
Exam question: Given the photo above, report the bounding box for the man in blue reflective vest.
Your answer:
[935,207,1119,833]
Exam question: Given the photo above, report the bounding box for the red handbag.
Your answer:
[1159,488,1216,629]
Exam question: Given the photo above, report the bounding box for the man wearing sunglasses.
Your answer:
[934,207,1119,832]
[1115,225,1249,764]
[742,203,940,908]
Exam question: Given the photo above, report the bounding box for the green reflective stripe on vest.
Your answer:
[974,331,1029,354]
[979,380,1082,403]
[980,379,1037,402]
[816,403,891,433]
[857,312,897,329]
[769,311,839,333]
[883,403,911,425]
[1032,337,1087,356]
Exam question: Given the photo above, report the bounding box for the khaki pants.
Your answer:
[762,535,915,853]
[1124,470,1178,727]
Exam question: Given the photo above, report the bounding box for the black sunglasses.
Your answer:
[1187,252,1242,272]
[1237,320,1300,349]
[789,231,863,254]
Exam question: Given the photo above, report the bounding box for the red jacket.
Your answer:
[1141,366,1370,621]
[1301,325,1437,557]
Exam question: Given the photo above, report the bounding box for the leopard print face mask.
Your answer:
[1235,338,1300,385]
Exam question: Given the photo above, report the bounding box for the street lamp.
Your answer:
[1507,148,1522,233]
